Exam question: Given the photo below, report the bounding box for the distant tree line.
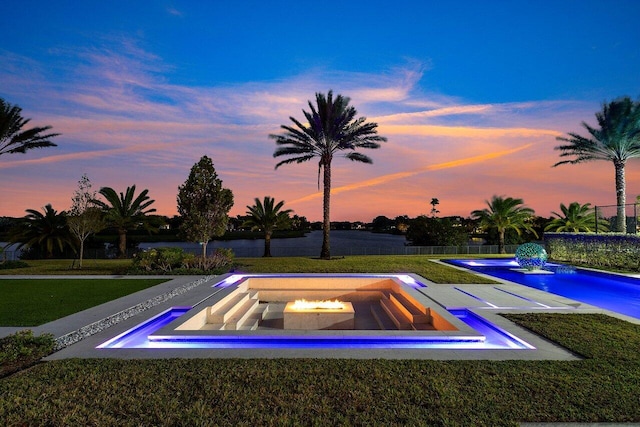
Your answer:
[2,93,639,260]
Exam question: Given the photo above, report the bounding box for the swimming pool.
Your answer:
[446,259,640,320]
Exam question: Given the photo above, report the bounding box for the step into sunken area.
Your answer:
[148,274,483,344]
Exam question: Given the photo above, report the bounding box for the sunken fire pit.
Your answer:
[283,300,355,330]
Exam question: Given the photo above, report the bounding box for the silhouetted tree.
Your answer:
[407,216,468,247]
[8,204,72,258]
[271,90,386,259]
[177,156,234,258]
[243,196,293,257]
[67,174,104,268]
[471,195,537,254]
[430,198,440,217]
[93,186,156,257]
[554,97,640,232]
[544,202,609,232]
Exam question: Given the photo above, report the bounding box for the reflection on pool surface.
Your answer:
[446,259,640,320]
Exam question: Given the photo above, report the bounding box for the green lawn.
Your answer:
[0,255,497,283]
[236,255,498,283]
[1,256,640,423]
[1,314,639,425]
[0,279,167,326]
[0,259,132,275]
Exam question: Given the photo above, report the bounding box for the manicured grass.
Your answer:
[235,255,498,284]
[1,257,639,423]
[0,259,132,275]
[0,279,167,326]
[0,255,497,283]
[1,314,639,425]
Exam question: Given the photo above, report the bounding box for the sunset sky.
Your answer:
[1,1,639,222]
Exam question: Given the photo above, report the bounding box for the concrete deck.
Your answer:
[2,272,638,361]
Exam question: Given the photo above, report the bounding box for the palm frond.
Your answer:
[344,152,373,163]
[0,98,59,156]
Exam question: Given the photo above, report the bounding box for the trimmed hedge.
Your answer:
[544,232,640,271]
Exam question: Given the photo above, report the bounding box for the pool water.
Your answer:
[447,259,640,320]
[98,307,533,350]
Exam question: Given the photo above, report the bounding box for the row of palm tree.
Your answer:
[554,96,640,232]
[269,92,639,259]
[6,191,607,259]
[7,188,294,261]
[470,196,609,254]
[7,185,157,262]
[4,93,638,261]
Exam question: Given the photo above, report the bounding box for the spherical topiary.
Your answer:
[515,243,548,270]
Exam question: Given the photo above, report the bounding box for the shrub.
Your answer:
[130,247,234,275]
[132,247,185,272]
[0,260,29,270]
[0,330,55,377]
[181,248,234,273]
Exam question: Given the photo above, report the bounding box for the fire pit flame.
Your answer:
[291,299,346,310]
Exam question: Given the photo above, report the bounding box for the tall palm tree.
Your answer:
[471,195,537,254]
[544,202,609,232]
[93,186,156,257]
[243,197,293,257]
[430,197,440,217]
[270,90,386,259]
[554,97,640,232]
[0,98,59,156]
[8,204,72,258]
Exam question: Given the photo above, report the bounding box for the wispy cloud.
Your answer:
[0,38,601,219]
[288,143,534,205]
[167,7,183,17]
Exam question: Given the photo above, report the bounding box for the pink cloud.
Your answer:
[0,40,622,223]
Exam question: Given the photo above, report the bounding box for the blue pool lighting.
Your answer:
[98,306,533,350]
[446,259,640,320]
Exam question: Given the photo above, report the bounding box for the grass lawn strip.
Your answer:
[0,256,497,284]
[235,255,498,284]
[1,314,639,425]
[0,259,132,275]
[0,279,167,326]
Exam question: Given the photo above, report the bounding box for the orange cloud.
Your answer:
[288,143,534,205]
[378,124,561,138]
[0,143,175,169]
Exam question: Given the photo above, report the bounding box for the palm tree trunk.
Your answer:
[118,229,127,257]
[264,231,272,257]
[499,229,506,254]
[614,160,626,233]
[321,162,331,259]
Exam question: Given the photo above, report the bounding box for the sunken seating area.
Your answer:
[175,276,458,332]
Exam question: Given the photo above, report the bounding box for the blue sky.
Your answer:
[1,1,639,221]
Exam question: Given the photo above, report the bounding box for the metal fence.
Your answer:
[1,244,520,260]
[594,203,639,233]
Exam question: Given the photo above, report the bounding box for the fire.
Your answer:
[291,299,346,310]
